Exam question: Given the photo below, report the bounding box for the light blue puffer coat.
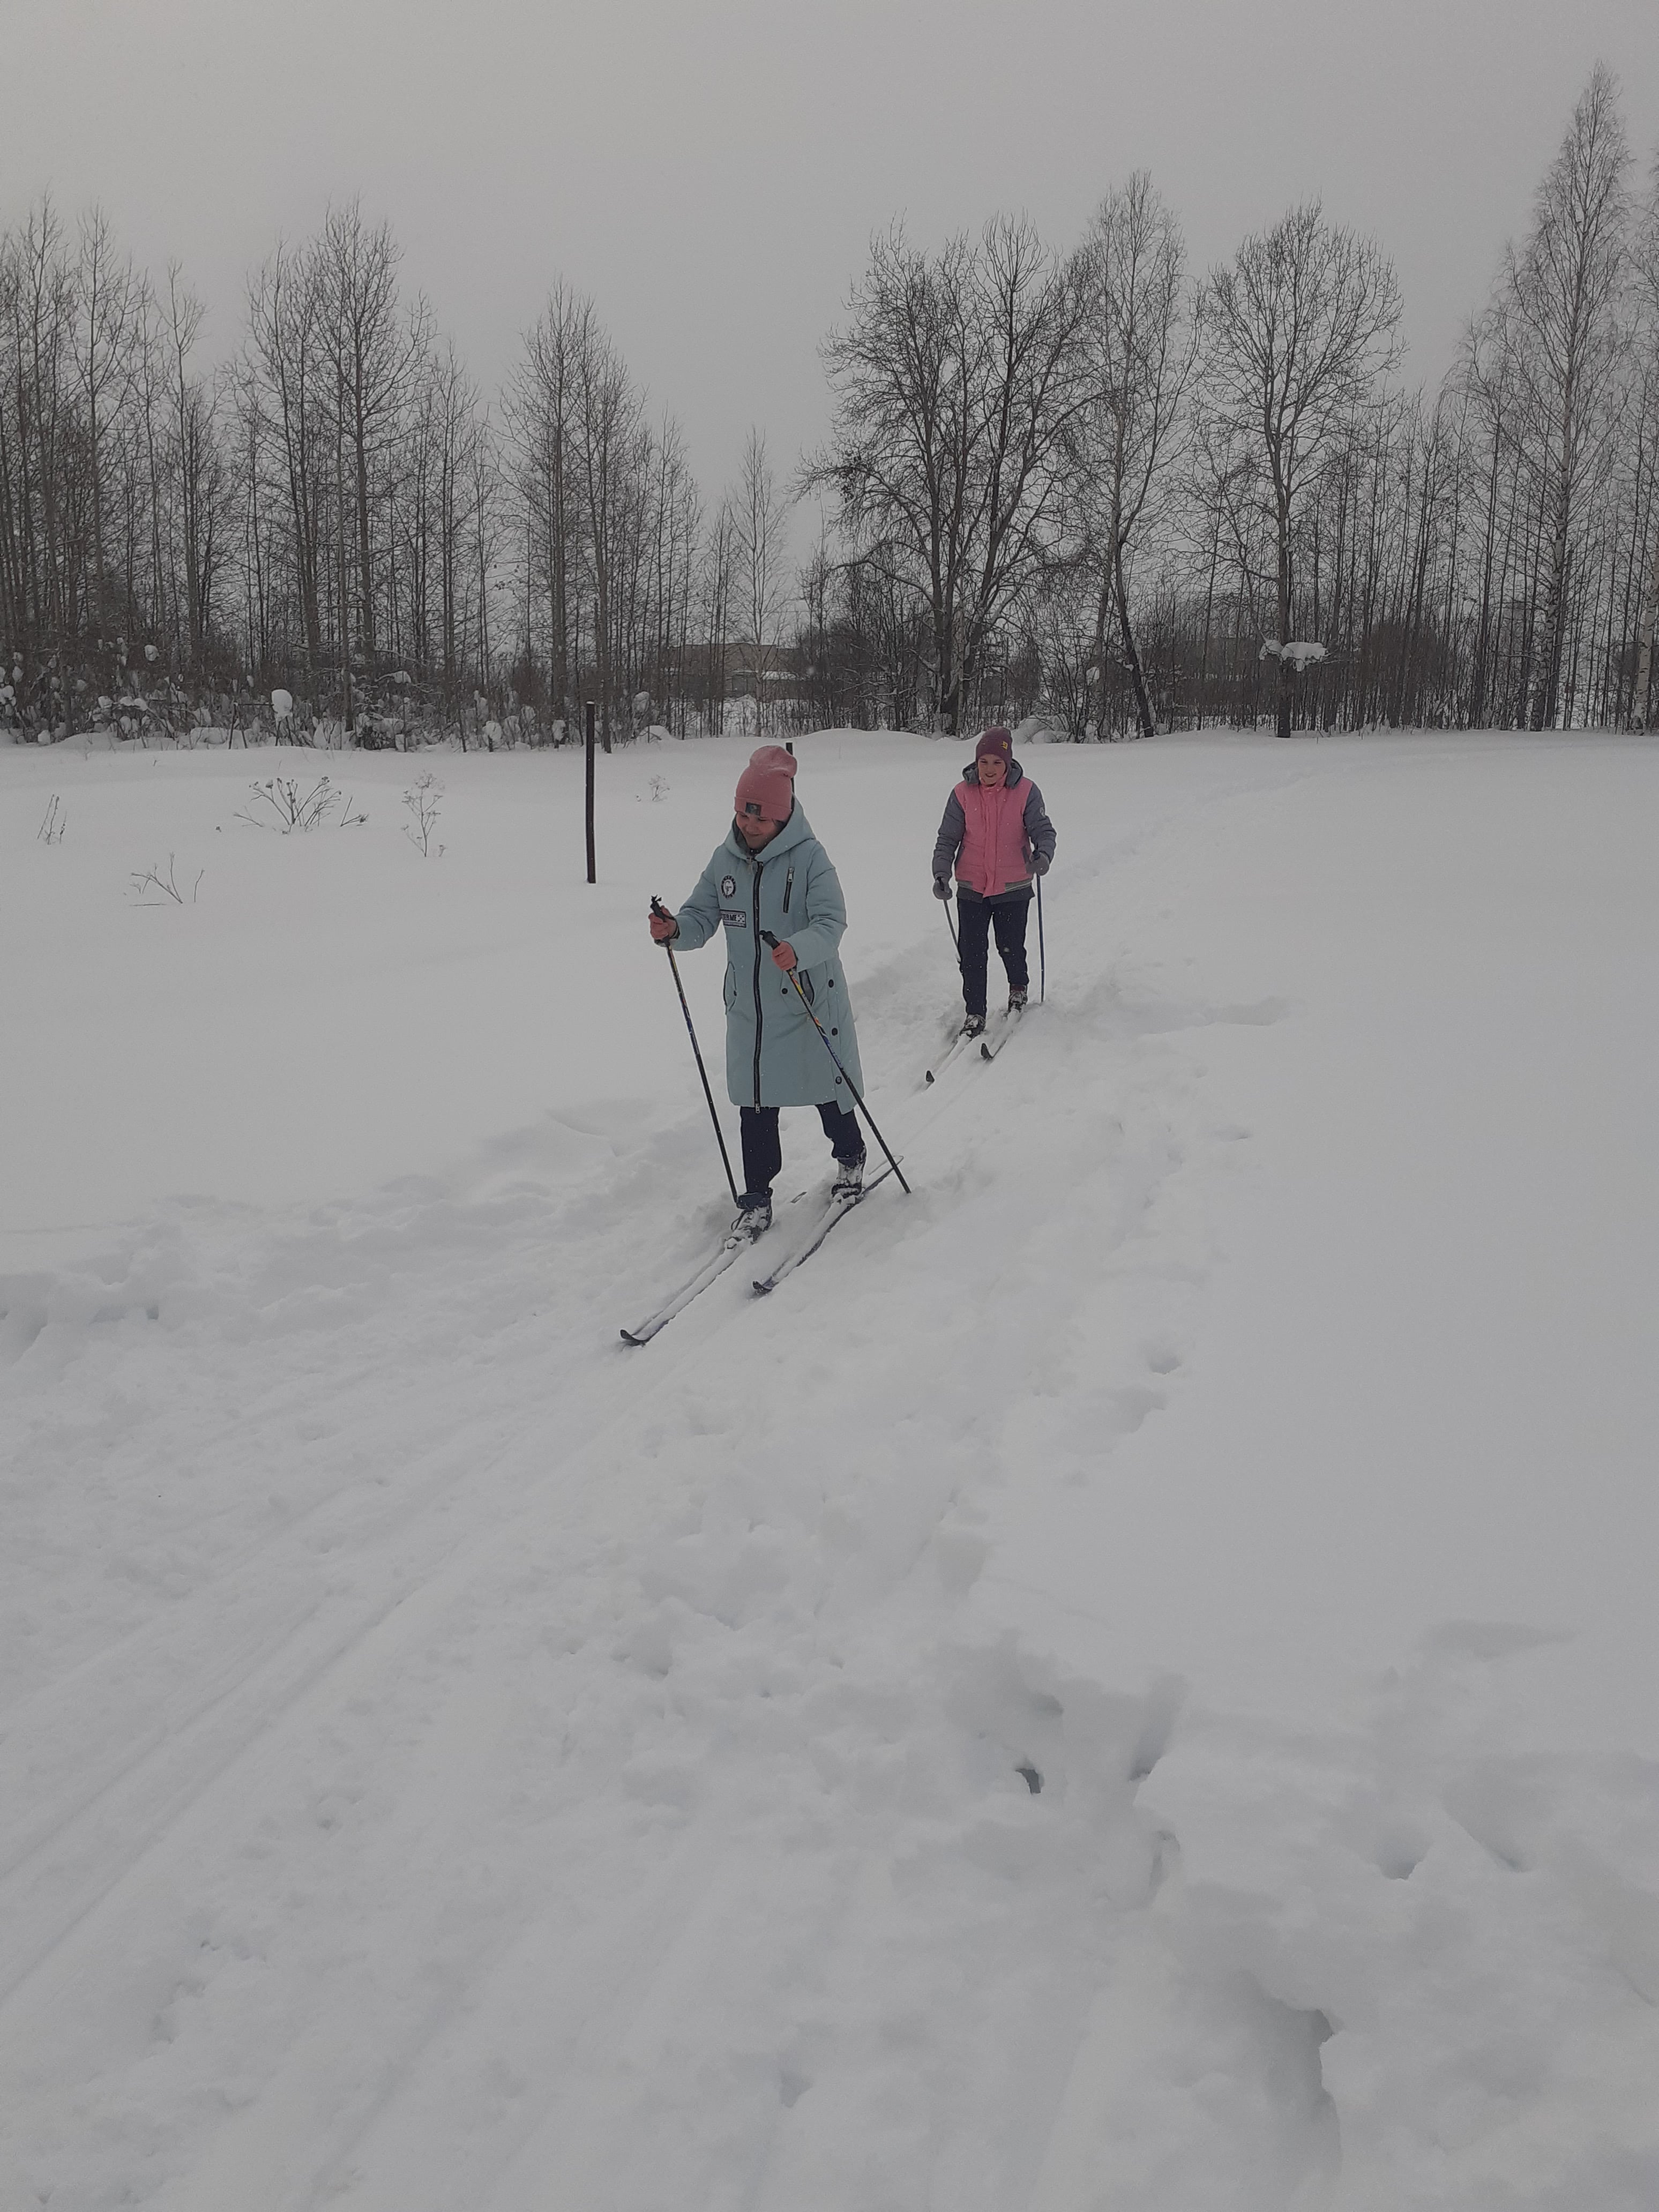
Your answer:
[671,804,865,1109]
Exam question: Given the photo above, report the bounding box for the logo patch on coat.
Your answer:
[720,875,737,899]
[721,909,746,929]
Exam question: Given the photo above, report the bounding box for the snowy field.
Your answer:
[2,723,1657,2210]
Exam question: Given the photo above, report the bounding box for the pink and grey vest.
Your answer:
[953,779,1032,899]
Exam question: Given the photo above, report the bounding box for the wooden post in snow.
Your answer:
[585,700,596,884]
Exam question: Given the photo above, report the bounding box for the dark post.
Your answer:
[585,700,596,884]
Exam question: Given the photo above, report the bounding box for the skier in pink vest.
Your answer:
[930,727,1056,1037]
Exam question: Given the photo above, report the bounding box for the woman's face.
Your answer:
[736,810,783,849]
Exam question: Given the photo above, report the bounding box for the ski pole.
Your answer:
[940,890,959,962]
[759,931,911,1194]
[1036,871,1046,1004]
[652,896,741,1207]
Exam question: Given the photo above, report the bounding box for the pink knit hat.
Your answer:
[975,727,1012,766]
[735,744,797,822]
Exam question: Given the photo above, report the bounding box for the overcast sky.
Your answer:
[10,0,1659,538]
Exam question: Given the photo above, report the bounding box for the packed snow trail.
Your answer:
[2,729,1657,2208]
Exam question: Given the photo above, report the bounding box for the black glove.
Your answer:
[1031,851,1051,877]
[932,877,953,901]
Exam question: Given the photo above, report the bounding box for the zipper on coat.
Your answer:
[782,865,794,914]
[750,857,765,1106]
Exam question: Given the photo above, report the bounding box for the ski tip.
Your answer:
[751,1279,775,1296]
[980,1042,992,1060]
[620,1329,644,1346]
[924,1070,936,1085]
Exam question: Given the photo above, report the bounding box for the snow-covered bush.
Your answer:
[1012,712,1063,746]
[1261,639,1328,671]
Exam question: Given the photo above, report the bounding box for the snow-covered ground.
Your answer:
[2,725,1656,2210]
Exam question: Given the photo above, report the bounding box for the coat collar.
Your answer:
[723,801,816,865]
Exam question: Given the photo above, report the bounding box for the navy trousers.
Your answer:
[740,1102,863,1199]
[958,894,1030,1015]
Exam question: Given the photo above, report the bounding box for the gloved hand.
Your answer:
[932,877,953,901]
[1031,851,1051,877]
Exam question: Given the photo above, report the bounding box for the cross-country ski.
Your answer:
[980,1003,1025,1060]
[619,1233,750,1344]
[923,1027,978,1085]
[751,1163,897,1294]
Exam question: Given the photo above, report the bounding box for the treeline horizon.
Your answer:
[2,62,1656,747]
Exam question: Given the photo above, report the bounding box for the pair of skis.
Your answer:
[625,1004,1028,1344]
[924,1001,1023,1085]
[621,1166,895,1345]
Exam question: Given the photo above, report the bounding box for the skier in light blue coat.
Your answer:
[648,745,865,1239]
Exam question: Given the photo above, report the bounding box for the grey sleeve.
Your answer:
[1022,781,1056,867]
[931,790,966,882]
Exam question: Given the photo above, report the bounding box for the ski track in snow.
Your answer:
[2,729,1657,2209]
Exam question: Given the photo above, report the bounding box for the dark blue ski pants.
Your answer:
[739,1102,863,1200]
[958,894,1030,1015]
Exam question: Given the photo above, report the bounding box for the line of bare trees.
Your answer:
[804,65,1659,738]
[0,197,786,748]
[4,65,1656,746]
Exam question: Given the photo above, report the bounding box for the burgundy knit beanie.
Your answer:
[975,727,1012,767]
[735,744,797,822]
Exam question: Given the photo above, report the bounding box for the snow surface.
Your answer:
[2,727,1657,2209]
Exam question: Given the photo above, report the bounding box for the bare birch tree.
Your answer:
[571,302,645,750]
[732,428,791,729]
[1628,152,1659,727]
[1203,201,1402,736]
[1502,65,1633,728]
[646,415,701,731]
[698,495,738,736]
[72,208,141,640]
[161,265,222,670]
[243,238,329,672]
[810,216,1081,732]
[1070,173,1194,737]
[505,283,585,723]
[315,200,431,672]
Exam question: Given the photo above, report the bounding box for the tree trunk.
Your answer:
[1114,540,1155,738]
[1088,562,1114,738]
[1530,469,1573,729]
[1634,535,1658,729]
[1275,498,1295,738]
